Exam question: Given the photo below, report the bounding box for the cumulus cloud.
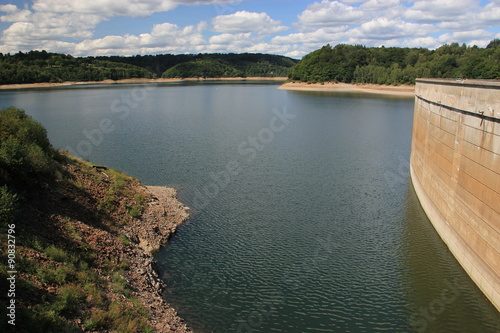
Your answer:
[32,0,238,18]
[0,4,32,22]
[2,11,102,53]
[0,0,498,57]
[212,11,288,35]
[402,37,441,49]
[360,0,401,9]
[438,29,494,44]
[477,3,500,25]
[404,0,479,23]
[74,21,207,55]
[272,26,348,45]
[298,1,366,27]
[353,17,436,39]
[209,32,252,45]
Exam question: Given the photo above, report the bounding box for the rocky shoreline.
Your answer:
[120,185,192,332]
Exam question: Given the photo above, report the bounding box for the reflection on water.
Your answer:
[401,185,500,333]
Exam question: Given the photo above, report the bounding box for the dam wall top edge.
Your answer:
[416,78,500,90]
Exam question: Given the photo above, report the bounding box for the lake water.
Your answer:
[1,82,498,332]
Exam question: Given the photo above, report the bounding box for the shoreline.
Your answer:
[0,77,288,90]
[279,81,415,97]
[122,184,192,332]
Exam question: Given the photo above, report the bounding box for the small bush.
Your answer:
[54,283,85,315]
[128,207,142,218]
[44,245,68,262]
[85,308,109,330]
[0,107,57,184]
[38,263,76,285]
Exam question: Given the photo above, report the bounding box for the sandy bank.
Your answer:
[279,81,415,97]
[0,77,288,90]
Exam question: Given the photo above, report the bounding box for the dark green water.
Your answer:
[1,82,498,332]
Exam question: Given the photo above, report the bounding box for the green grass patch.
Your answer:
[118,234,131,246]
[44,245,69,262]
[37,263,76,285]
[54,283,86,315]
[84,301,152,333]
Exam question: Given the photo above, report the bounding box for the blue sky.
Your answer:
[0,0,499,58]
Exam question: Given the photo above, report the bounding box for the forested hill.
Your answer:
[289,40,500,85]
[0,51,154,84]
[0,51,297,85]
[98,53,298,78]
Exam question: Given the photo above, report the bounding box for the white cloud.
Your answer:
[401,37,440,49]
[209,32,252,45]
[298,1,366,27]
[74,21,207,55]
[0,4,32,22]
[0,0,498,57]
[353,17,436,39]
[32,0,240,17]
[272,26,349,44]
[360,0,400,9]
[467,39,491,47]
[2,11,102,53]
[404,0,479,23]
[477,3,500,25]
[212,11,288,35]
[438,29,494,44]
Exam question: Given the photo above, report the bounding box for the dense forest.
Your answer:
[289,40,500,85]
[99,53,298,78]
[0,51,154,84]
[0,51,297,84]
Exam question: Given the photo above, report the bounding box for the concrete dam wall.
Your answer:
[410,78,499,311]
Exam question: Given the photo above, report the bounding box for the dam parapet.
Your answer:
[410,78,499,311]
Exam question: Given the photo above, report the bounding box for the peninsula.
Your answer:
[0,106,192,332]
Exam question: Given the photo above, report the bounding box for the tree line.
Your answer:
[0,51,297,84]
[99,52,298,78]
[289,40,500,85]
[0,51,154,84]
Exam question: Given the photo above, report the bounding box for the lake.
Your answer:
[1,81,498,332]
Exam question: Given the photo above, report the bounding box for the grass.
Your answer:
[118,234,131,245]
[44,244,69,262]
[37,262,76,285]
[84,301,152,333]
[22,242,152,332]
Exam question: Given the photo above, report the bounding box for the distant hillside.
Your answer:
[99,53,298,78]
[0,51,297,85]
[0,51,154,84]
[289,40,500,85]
